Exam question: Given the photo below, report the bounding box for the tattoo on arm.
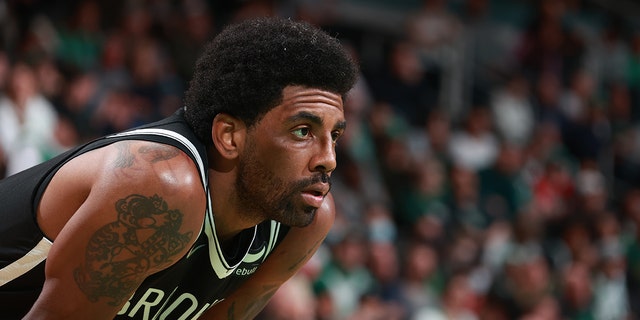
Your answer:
[244,285,278,315]
[227,285,278,320]
[73,194,193,306]
[287,238,323,272]
[227,302,236,320]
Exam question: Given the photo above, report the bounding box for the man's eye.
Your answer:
[332,131,342,142]
[292,127,310,138]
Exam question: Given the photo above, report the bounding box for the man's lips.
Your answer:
[301,184,330,208]
[301,192,325,208]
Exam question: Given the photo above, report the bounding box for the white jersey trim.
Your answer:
[204,212,257,278]
[0,237,52,286]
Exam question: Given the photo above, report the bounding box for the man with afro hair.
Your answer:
[0,17,357,319]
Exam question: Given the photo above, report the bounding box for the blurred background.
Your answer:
[2,0,640,319]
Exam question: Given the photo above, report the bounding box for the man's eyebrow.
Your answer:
[287,111,323,126]
[287,111,346,130]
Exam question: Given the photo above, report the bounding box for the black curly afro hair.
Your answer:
[184,17,358,145]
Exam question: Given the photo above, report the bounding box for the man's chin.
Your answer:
[281,206,316,228]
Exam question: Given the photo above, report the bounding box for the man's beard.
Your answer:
[235,148,330,227]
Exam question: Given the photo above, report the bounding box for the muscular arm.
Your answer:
[202,194,336,320]
[26,141,206,319]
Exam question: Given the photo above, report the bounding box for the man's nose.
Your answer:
[310,137,336,175]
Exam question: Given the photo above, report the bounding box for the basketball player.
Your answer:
[0,17,357,319]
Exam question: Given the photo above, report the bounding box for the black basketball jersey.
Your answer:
[0,108,290,319]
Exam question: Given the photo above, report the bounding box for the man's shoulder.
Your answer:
[105,112,207,173]
[98,140,207,233]
[107,139,204,190]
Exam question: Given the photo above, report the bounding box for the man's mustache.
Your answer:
[296,172,331,190]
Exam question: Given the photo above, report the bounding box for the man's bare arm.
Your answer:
[73,193,194,306]
[26,141,205,319]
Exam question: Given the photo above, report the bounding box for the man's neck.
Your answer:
[207,168,262,243]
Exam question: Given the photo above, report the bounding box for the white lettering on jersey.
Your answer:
[159,293,198,320]
[190,302,214,320]
[128,288,165,319]
[235,266,258,276]
[118,287,222,320]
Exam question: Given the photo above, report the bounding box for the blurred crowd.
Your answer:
[2,0,640,319]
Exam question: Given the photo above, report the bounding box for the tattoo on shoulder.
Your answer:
[113,142,135,168]
[113,142,181,169]
[138,144,180,163]
[73,194,193,306]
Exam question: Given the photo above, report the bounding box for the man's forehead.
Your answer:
[275,87,345,118]
[281,86,343,104]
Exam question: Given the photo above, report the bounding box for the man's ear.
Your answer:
[211,113,246,160]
